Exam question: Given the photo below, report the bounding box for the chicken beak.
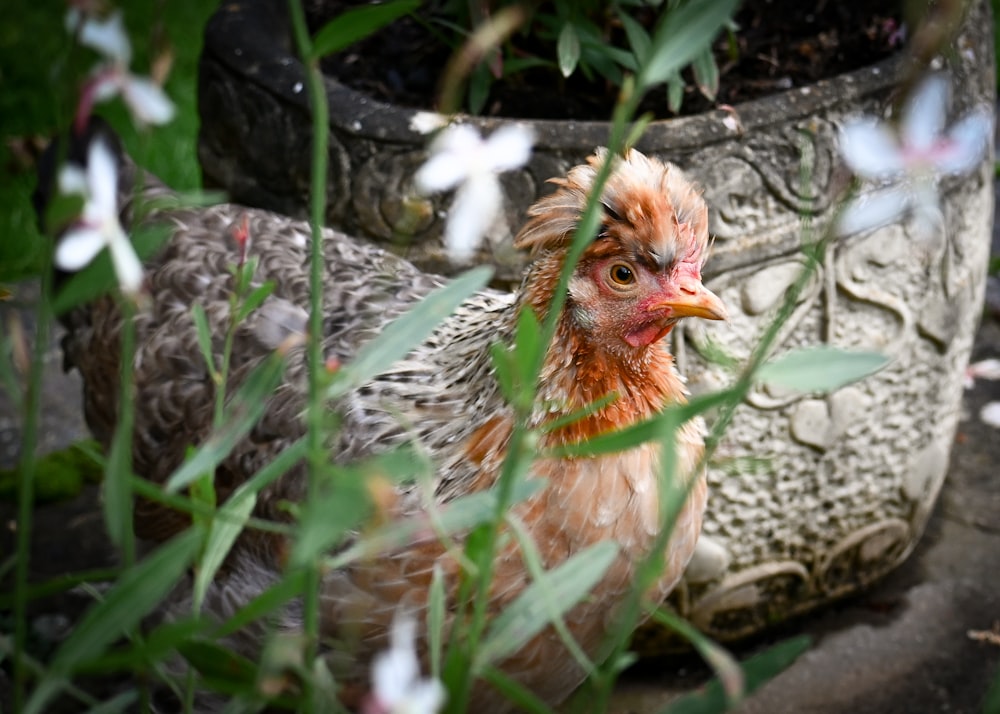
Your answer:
[651,280,728,321]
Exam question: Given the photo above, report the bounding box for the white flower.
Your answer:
[980,402,1000,429]
[365,614,445,714]
[415,123,534,262]
[836,74,992,240]
[55,136,144,295]
[66,9,176,128]
[964,358,1000,389]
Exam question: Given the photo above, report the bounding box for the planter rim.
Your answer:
[204,0,907,151]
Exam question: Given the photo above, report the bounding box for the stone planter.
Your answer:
[197,0,996,647]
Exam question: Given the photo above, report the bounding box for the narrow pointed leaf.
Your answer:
[191,304,216,375]
[550,387,740,459]
[327,266,492,399]
[165,351,288,493]
[691,46,720,99]
[213,569,308,638]
[657,636,811,714]
[235,281,277,323]
[473,540,618,671]
[619,12,651,64]
[24,529,202,714]
[557,23,581,77]
[177,638,259,686]
[757,346,889,394]
[326,478,545,570]
[639,0,738,90]
[311,0,420,59]
[194,491,257,609]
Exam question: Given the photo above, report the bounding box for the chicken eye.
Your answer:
[609,264,635,285]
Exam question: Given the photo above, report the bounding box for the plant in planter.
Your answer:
[197,0,996,652]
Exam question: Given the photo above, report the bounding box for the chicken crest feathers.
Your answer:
[513,148,710,266]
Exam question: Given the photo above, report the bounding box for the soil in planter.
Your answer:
[309,0,904,120]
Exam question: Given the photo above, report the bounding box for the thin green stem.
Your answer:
[287,1,330,708]
[13,267,53,714]
[446,93,643,713]
[116,298,138,567]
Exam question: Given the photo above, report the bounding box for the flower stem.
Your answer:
[287,0,330,706]
[12,272,53,714]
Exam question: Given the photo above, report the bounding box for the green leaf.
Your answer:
[618,11,651,64]
[327,266,492,399]
[757,346,889,394]
[557,23,581,77]
[213,569,308,639]
[235,281,276,324]
[165,350,288,493]
[984,659,1000,714]
[481,667,553,714]
[691,46,720,99]
[77,616,206,673]
[657,636,811,714]
[639,0,739,90]
[290,467,370,568]
[467,62,493,116]
[550,387,740,459]
[327,478,545,570]
[103,417,133,549]
[649,609,742,703]
[191,303,217,377]
[666,73,684,113]
[194,490,257,610]
[24,529,202,714]
[428,564,446,679]
[177,638,259,686]
[473,540,618,671]
[310,0,420,59]
[83,691,138,714]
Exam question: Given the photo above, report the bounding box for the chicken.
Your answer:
[58,136,727,711]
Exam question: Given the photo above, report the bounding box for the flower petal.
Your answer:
[372,616,420,705]
[58,165,88,197]
[76,9,132,65]
[404,679,446,714]
[482,124,534,173]
[55,226,106,271]
[108,227,144,293]
[901,74,948,154]
[835,187,911,237]
[980,401,1000,428]
[838,119,904,178]
[86,137,121,220]
[937,108,993,175]
[414,152,468,193]
[444,176,501,262]
[967,358,1000,383]
[427,123,482,155]
[123,75,177,125]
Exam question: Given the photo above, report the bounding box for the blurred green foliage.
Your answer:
[0,0,219,283]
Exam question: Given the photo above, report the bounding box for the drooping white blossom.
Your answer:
[66,8,176,129]
[364,614,445,714]
[836,74,992,241]
[55,136,144,295]
[415,123,534,262]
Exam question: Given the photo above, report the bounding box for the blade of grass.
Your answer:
[24,528,202,714]
[164,350,288,493]
[473,540,618,672]
[656,636,811,714]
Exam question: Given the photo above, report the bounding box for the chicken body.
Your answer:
[61,146,726,711]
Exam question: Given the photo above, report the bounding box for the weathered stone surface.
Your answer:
[196,0,996,646]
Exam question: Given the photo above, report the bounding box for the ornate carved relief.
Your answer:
[197,0,995,648]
